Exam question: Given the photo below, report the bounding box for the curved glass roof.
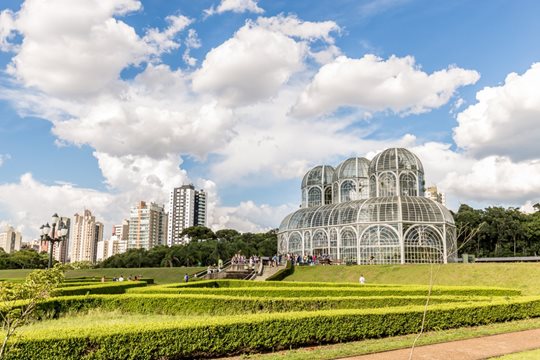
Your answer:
[301,165,335,188]
[279,196,453,232]
[369,148,424,174]
[333,157,370,182]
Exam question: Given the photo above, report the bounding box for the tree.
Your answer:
[0,266,64,358]
[179,226,217,242]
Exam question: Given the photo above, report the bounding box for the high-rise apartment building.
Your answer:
[128,201,167,250]
[168,184,207,245]
[425,185,447,207]
[70,210,103,263]
[0,225,22,253]
[97,220,129,262]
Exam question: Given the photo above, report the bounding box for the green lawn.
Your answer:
[0,267,203,284]
[494,348,540,359]
[285,263,540,295]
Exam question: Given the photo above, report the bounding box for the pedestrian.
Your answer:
[184,273,189,283]
[359,274,365,284]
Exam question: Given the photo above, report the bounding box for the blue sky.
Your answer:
[1,0,540,240]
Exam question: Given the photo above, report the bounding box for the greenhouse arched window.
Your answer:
[379,172,396,196]
[400,173,417,196]
[307,187,322,207]
[340,180,356,202]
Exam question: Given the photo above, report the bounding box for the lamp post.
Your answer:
[40,213,68,269]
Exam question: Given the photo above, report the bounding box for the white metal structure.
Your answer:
[278,148,457,264]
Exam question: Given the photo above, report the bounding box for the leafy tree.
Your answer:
[0,266,64,358]
[179,226,217,242]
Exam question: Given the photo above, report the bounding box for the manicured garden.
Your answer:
[2,271,540,359]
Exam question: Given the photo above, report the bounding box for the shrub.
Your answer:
[1,293,490,320]
[52,282,147,296]
[5,297,540,359]
[128,283,520,297]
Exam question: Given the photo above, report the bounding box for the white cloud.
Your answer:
[454,63,540,161]
[5,0,151,97]
[291,54,480,117]
[441,156,540,203]
[143,14,192,54]
[204,0,264,17]
[0,9,16,51]
[192,22,305,106]
[0,154,11,167]
[182,29,201,66]
[192,15,339,106]
[0,173,117,241]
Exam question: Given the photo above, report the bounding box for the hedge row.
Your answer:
[52,281,148,296]
[266,260,294,281]
[2,293,488,319]
[176,279,410,288]
[6,297,540,359]
[128,284,520,297]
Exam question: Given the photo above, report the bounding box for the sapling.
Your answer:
[0,266,64,359]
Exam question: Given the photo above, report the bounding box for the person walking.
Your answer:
[184,273,189,283]
[359,274,365,284]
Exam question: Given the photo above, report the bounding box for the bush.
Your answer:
[5,297,540,359]
[1,293,489,320]
[266,260,294,281]
[128,283,520,297]
[52,282,147,296]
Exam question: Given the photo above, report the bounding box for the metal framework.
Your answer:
[279,148,457,264]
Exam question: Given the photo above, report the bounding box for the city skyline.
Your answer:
[1,0,540,241]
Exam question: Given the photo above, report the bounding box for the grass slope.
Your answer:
[284,263,540,295]
[0,267,203,284]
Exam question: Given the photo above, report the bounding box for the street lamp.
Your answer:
[40,213,68,269]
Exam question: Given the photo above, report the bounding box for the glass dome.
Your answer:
[369,148,424,174]
[301,165,335,189]
[333,157,370,182]
[279,196,454,231]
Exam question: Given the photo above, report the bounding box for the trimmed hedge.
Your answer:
[266,260,294,281]
[2,293,489,319]
[128,284,520,297]
[52,281,148,296]
[5,297,540,359]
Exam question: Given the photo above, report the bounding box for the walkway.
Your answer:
[343,328,540,360]
[254,264,284,281]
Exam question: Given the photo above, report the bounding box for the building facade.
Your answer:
[70,210,103,264]
[128,201,167,250]
[425,185,447,207]
[0,225,22,253]
[167,185,207,245]
[97,220,129,262]
[278,148,457,264]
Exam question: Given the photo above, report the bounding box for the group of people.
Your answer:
[104,274,142,282]
[285,253,331,266]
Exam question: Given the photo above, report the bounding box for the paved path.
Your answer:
[343,328,540,360]
[254,265,284,281]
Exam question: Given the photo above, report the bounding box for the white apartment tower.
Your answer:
[0,225,22,253]
[128,201,167,250]
[70,210,103,264]
[168,184,207,245]
[425,185,447,207]
[97,220,130,262]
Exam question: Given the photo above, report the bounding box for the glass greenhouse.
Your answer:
[278,148,457,264]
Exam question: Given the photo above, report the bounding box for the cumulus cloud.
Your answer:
[143,14,192,54]
[291,54,480,117]
[192,15,339,106]
[0,9,16,51]
[204,0,264,17]
[454,63,540,161]
[441,156,540,203]
[0,173,117,240]
[0,154,11,167]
